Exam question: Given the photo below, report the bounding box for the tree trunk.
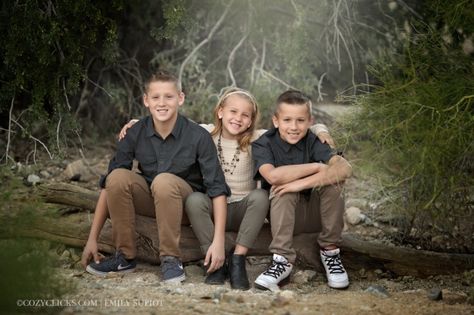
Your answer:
[33,183,474,277]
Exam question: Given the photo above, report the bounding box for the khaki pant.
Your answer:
[105,169,193,259]
[269,184,344,263]
[185,189,269,255]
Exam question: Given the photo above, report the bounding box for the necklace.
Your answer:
[217,132,241,175]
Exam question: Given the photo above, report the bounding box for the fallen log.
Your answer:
[32,182,474,277]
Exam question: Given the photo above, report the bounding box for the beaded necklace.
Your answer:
[217,132,241,175]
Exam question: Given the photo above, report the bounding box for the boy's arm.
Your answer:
[271,155,352,196]
[258,162,326,186]
[81,190,108,267]
[204,195,227,273]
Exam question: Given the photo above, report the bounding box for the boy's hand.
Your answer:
[81,240,100,268]
[317,131,335,148]
[271,181,305,196]
[204,241,225,273]
[118,119,139,140]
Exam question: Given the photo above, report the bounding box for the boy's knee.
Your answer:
[151,173,181,196]
[319,184,344,198]
[106,169,134,191]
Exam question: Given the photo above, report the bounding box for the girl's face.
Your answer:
[217,95,254,140]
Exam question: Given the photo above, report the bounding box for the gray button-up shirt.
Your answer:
[100,114,230,198]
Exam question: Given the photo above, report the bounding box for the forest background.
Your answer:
[0,0,473,274]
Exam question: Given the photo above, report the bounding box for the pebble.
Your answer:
[427,288,442,301]
[365,285,390,298]
[345,206,366,225]
[27,174,41,185]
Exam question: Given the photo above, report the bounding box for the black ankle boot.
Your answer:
[229,254,250,290]
[204,264,227,285]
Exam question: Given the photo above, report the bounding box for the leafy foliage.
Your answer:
[343,0,474,251]
[0,0,124,159]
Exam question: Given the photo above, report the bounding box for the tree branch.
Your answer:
[178,0,234,84]
[227,33,248,86]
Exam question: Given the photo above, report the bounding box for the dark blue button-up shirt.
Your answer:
[100,114,230,198]
[252,127,334,191]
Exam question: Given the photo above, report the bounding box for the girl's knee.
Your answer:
[184,192,210,214]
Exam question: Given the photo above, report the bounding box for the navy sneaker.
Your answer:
[86,251,136,276]
[161,256,185,283]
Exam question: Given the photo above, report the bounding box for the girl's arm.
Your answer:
[81,190,109,267]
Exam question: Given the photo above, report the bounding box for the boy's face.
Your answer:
[272,102,313,144]
[143,81,184,125]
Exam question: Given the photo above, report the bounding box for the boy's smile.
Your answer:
[143,81,184,126]
[272,103,312,144]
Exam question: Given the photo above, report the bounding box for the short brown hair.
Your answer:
[144,70,182,93]
[275,90,312,116]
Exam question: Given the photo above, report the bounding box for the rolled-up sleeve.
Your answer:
[196,132,231,198]
[251,137,275,180]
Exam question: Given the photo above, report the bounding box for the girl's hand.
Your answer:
[118,119,139,140]
[317,131,335,148]
[204,241,225,273]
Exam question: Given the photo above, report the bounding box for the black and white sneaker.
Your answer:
[320,248,349,289]
[86,251,136,276]
[254,254,293,291]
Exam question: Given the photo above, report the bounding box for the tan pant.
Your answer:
[105,169,193,259]
[269,184,344,263]
[185,189,269,255]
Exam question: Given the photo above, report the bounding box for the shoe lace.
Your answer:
[323,253,345,274]
[263,261,288,279]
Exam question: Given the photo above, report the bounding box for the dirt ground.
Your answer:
[52,257,473,315]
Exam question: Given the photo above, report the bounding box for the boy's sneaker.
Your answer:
[320,248,349,289]
[254,254,293,291]
[86,251,136,276]
[161,256,185,284]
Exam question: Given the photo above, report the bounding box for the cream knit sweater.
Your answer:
[200,124,329,203]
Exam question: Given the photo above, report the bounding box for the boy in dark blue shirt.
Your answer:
[252,90,352,290]
[82,71,230,283]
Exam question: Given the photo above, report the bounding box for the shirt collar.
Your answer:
[145,114,184,139]
[271,128,306,153]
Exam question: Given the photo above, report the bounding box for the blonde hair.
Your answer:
[210,88,259,151]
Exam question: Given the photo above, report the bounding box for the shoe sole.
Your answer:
[85,265,136,277]
[328,280,349,289]
[254,275,290,291]
[163,273,186,284]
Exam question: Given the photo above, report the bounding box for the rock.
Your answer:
[27,174,41,185]
[292,270,317,284]
[63,159,96,182]
[427,288,442,301]
[365,285,389,298]
[345,206,366,225]
[40,170,51,178]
